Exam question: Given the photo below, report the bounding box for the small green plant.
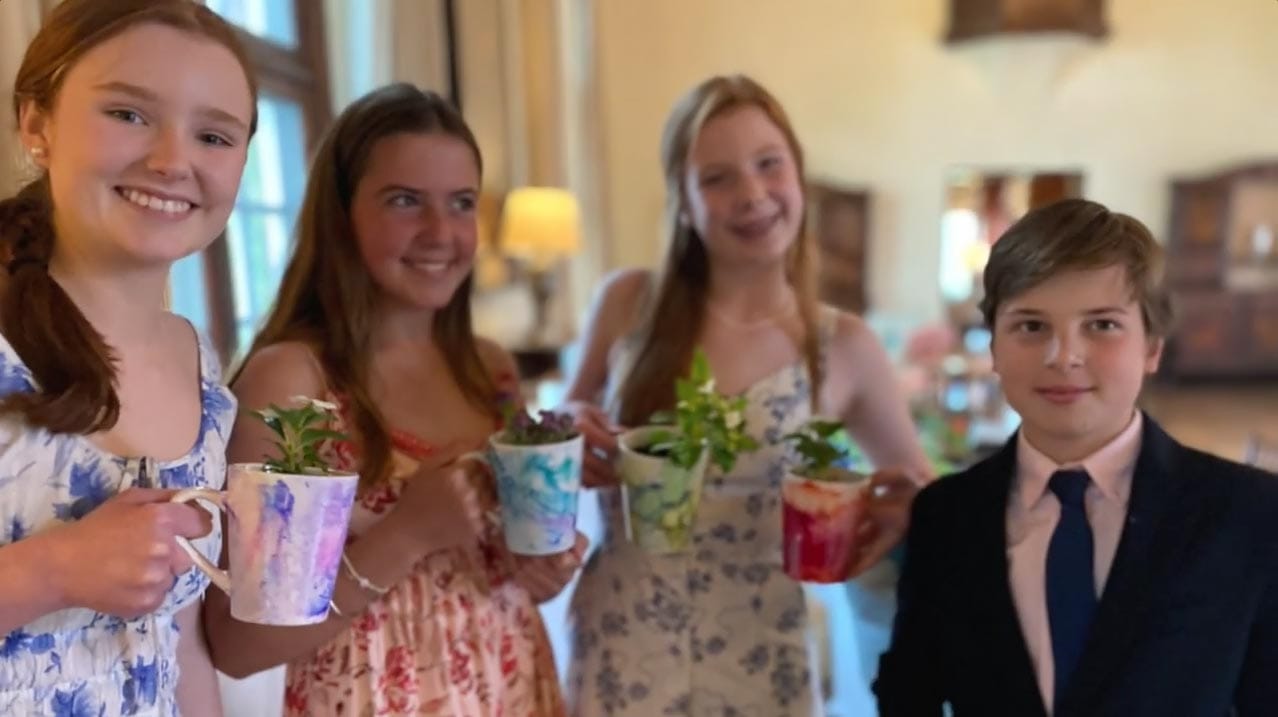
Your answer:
[642,351,758,472]
[783,418,857,481]
[500,407,579,445]
[250,396,347,474]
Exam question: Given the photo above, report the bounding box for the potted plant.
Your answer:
[488,408,584,555]
[172,396,360,625]
[779,418,868,583]
[618,351,759,554]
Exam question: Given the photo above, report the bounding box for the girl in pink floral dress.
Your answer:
[202,84,585,716]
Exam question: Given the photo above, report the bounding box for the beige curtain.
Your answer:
[322,0,451,111]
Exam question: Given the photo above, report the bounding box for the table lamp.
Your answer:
[498,186,582,346]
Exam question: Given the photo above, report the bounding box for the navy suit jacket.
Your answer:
[874,415,1278,717]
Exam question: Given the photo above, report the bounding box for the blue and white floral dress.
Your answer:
[0,330,235,716]
[566,316,836,717]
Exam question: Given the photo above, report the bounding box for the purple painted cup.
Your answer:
[171,463,358,625]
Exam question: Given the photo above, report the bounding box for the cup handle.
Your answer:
[458,450,490,469]
[459,450,498,484]
[169,488,231,593]
[459,451,503,530]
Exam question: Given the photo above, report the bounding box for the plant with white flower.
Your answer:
[646,350,758,472]
[250,396,348,474]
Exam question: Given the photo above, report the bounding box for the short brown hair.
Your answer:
[980,198,1174,337]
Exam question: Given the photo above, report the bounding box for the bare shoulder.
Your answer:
[232,340,328,405]
[825,307,886,360]
[475,336,519,380]
[580,267,653,347]
[597,267,653,318]
[821,306,899,401]
[600,267,652,302]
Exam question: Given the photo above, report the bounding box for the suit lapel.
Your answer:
[967,439,1049,716]
[1059,415,1194,716]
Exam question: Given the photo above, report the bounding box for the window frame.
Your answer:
[197,0,332,365]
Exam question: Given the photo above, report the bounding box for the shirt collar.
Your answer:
[1014,411,1142,510]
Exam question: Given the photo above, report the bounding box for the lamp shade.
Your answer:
[499,187,582,266]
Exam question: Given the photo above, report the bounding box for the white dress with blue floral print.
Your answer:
[567,318,835,717]
[0,329,235,716]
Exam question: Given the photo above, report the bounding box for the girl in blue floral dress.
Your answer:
[0,1,256,714]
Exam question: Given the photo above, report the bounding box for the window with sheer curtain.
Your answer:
[169,0,331,364]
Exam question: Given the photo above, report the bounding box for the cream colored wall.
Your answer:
[593,0,1278,324]
[0,0,46,197]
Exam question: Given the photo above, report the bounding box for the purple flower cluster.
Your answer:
[503,408,578,445]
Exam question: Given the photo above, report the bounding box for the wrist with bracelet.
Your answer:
[342,551,391,596]
[328,551,392,619]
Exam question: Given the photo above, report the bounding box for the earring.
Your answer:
[29,147,46,160]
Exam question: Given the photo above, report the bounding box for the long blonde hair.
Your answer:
[614,75,822,426]
[235,84,493,490]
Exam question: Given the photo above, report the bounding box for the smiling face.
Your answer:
[682,104,805,270]
[348,131,481,311]
[991,264,1164,460]
[19,22,254,270]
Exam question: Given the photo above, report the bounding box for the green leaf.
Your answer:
[263,416,285,438]
[710,445,738,472]
[647,428,676,444]
[689,351,710,382]
[248,396,345,475]
[301,428,347,444]
[648,410,676,426]
[675,380,695,403]
[782,418,850,474]
[640,348,758,474]
[811,419,844,438]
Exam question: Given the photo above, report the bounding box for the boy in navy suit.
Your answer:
[874,198,1278,717]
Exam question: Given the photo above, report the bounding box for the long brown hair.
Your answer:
[237,83,492,489]
[0,0,258,435]
[614,75,823,426]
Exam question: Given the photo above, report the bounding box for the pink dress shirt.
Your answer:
[1006,412,1143,713]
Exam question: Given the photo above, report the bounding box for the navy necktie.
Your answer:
[1046,469,1097,710]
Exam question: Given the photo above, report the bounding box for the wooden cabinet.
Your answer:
[1249,292,1278,366]
[1162,163,1278,380]
[1167,183,1229,287]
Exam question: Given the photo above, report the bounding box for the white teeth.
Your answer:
[121,188,192,215]
[407,260,449,274]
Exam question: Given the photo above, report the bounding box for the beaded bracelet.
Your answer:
[342,552,390,596]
